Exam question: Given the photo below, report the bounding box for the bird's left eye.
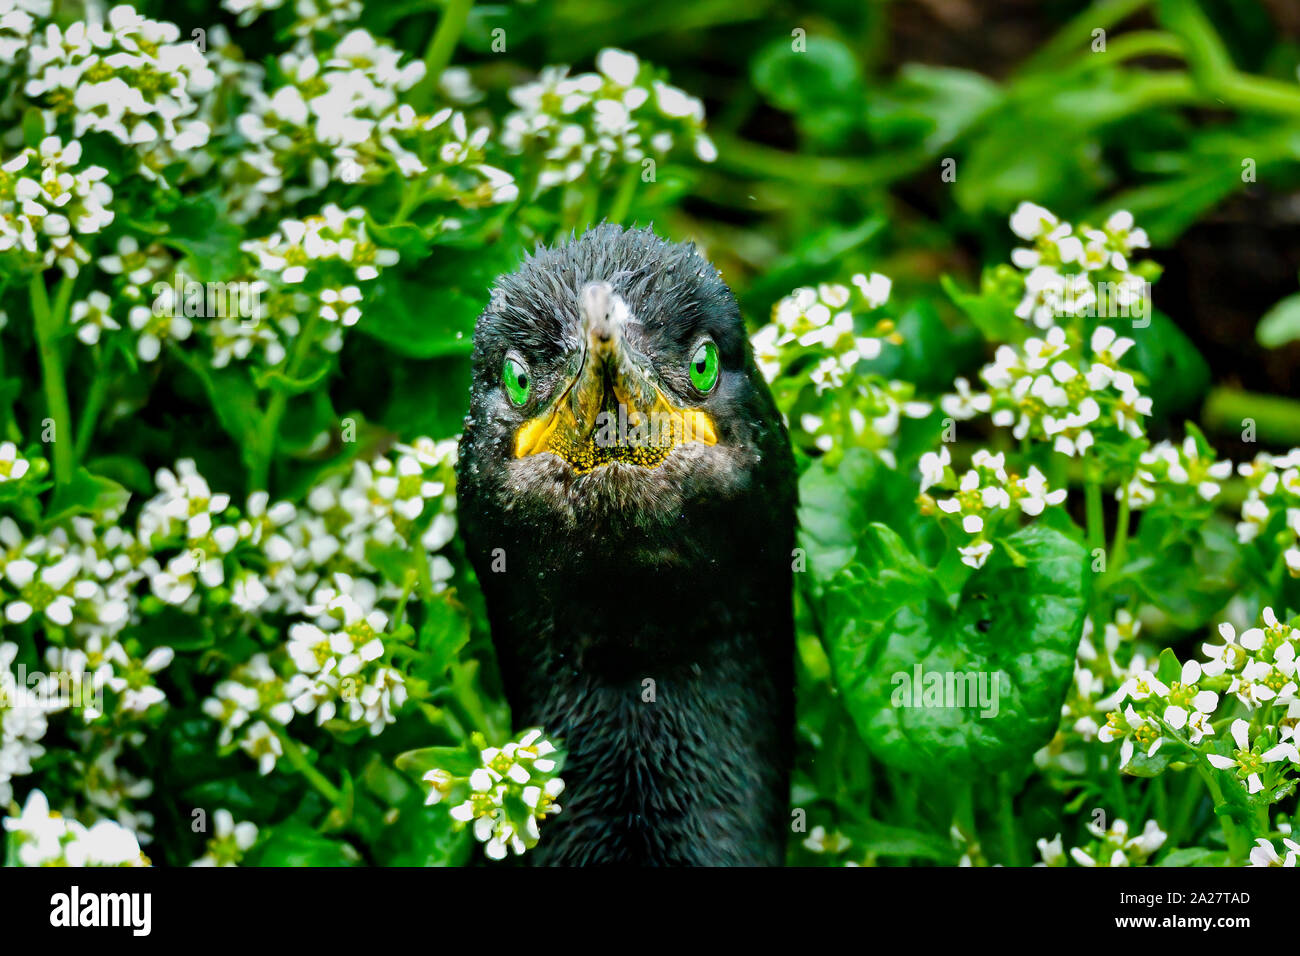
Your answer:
[689,340,720,393]
[502,356,531,406]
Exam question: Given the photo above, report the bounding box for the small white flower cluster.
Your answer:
[753,275,929,458]
[1037,611,1147,776]
[74,735,155,841]
[243,202,398,285]
[429,729,565,861]
[1009,202,1151,330]
[0,436,452,794]
[225,29,513,223]
[289,0,362,37]
[918,447,1067,568]
[200,439,459,768]
[1036,818,1165,867]
[240,203,398,352]
[282,582,408,735]
[2,788,148,866]
[247,438,458,618]
[502,48,717,192]
[1120,434,1233,509]
[190,808,258,866]
[25,5,216,181]
[753,275,895,386]
[1235,449,1300,577]
[0,0,49,81]
[0,642,60,807]
[0,500,179,729]
[1093,608,1300,794]
[1205,609,1297,713]
[1097,658,1220,770]
[223,0,361,37]
[0,136,113,277]
[942,326,1151,457]
[85,235,187,361]
[134,458,244,607]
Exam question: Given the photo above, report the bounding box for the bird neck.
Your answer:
[489,558,793,865]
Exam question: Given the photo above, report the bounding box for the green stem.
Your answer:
[1085,477,1105,556]
[1196,765,1247,862]
[1158,0,1300,117]
[1111,492,1130,574]
[606,165,641,224]
[1017,0,1153,76]
[0,325,17,444]
[74,347,111,461]
[1076,30,1186,68]
[252,313,322,493]
[412,0,474,108]
[30,272,74,489]
[1167,770,1205,849]
[272,725,343,806]
[997,774,1023,866]
[1202,387,1300,446]
[1099,488,1131,595]
[710,132,930,187]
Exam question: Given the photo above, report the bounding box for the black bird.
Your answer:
[457,224,796,865]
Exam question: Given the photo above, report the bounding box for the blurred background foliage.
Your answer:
[125,0,1300,865]
[143,0,1300,498]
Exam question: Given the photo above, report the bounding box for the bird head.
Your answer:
[458,224,791,559]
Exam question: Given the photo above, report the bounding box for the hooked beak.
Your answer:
[514,282,717,473]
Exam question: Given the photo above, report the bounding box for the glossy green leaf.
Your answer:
[824,522,1088,775]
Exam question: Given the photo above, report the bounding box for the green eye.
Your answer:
[689,340,720,392]
[503,356,531,406]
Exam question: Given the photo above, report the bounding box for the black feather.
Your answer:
[457,224,796,865]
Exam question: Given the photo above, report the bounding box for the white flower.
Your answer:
[191,809,258,867]
[0,442,30,482]
[240,721,282,775]
[1249,837,1300,867]
[918,446,950,494]
[1010,202,1059,241]
[1206,719,1263,794]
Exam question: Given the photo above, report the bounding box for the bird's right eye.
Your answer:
[502,356,531,406]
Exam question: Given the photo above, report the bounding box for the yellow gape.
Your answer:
[513,283,717,473]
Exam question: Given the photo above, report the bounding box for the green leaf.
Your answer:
[248,822,361,867]
[395,741,481,779]
[1123,308,1210,416]
[364,540,416,588]
[824,522,1088,775]
[357,273,478,358]
[417,592,471,676]
[1256,291,1300,348]
[380,356,471,442]
[797,448,918,594]
[866,65,1001,153]
[43,467,130,525]
[21,107,45,148]
[751,36,862,143]
[174,359,265,477]
[841,818,960,862]
[1157,847,1228,866]
[941,273,1022,345]
[1156,647,1183,685]
[356,240,521,359]
[85,454,155,494]
[155,192,246,282]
